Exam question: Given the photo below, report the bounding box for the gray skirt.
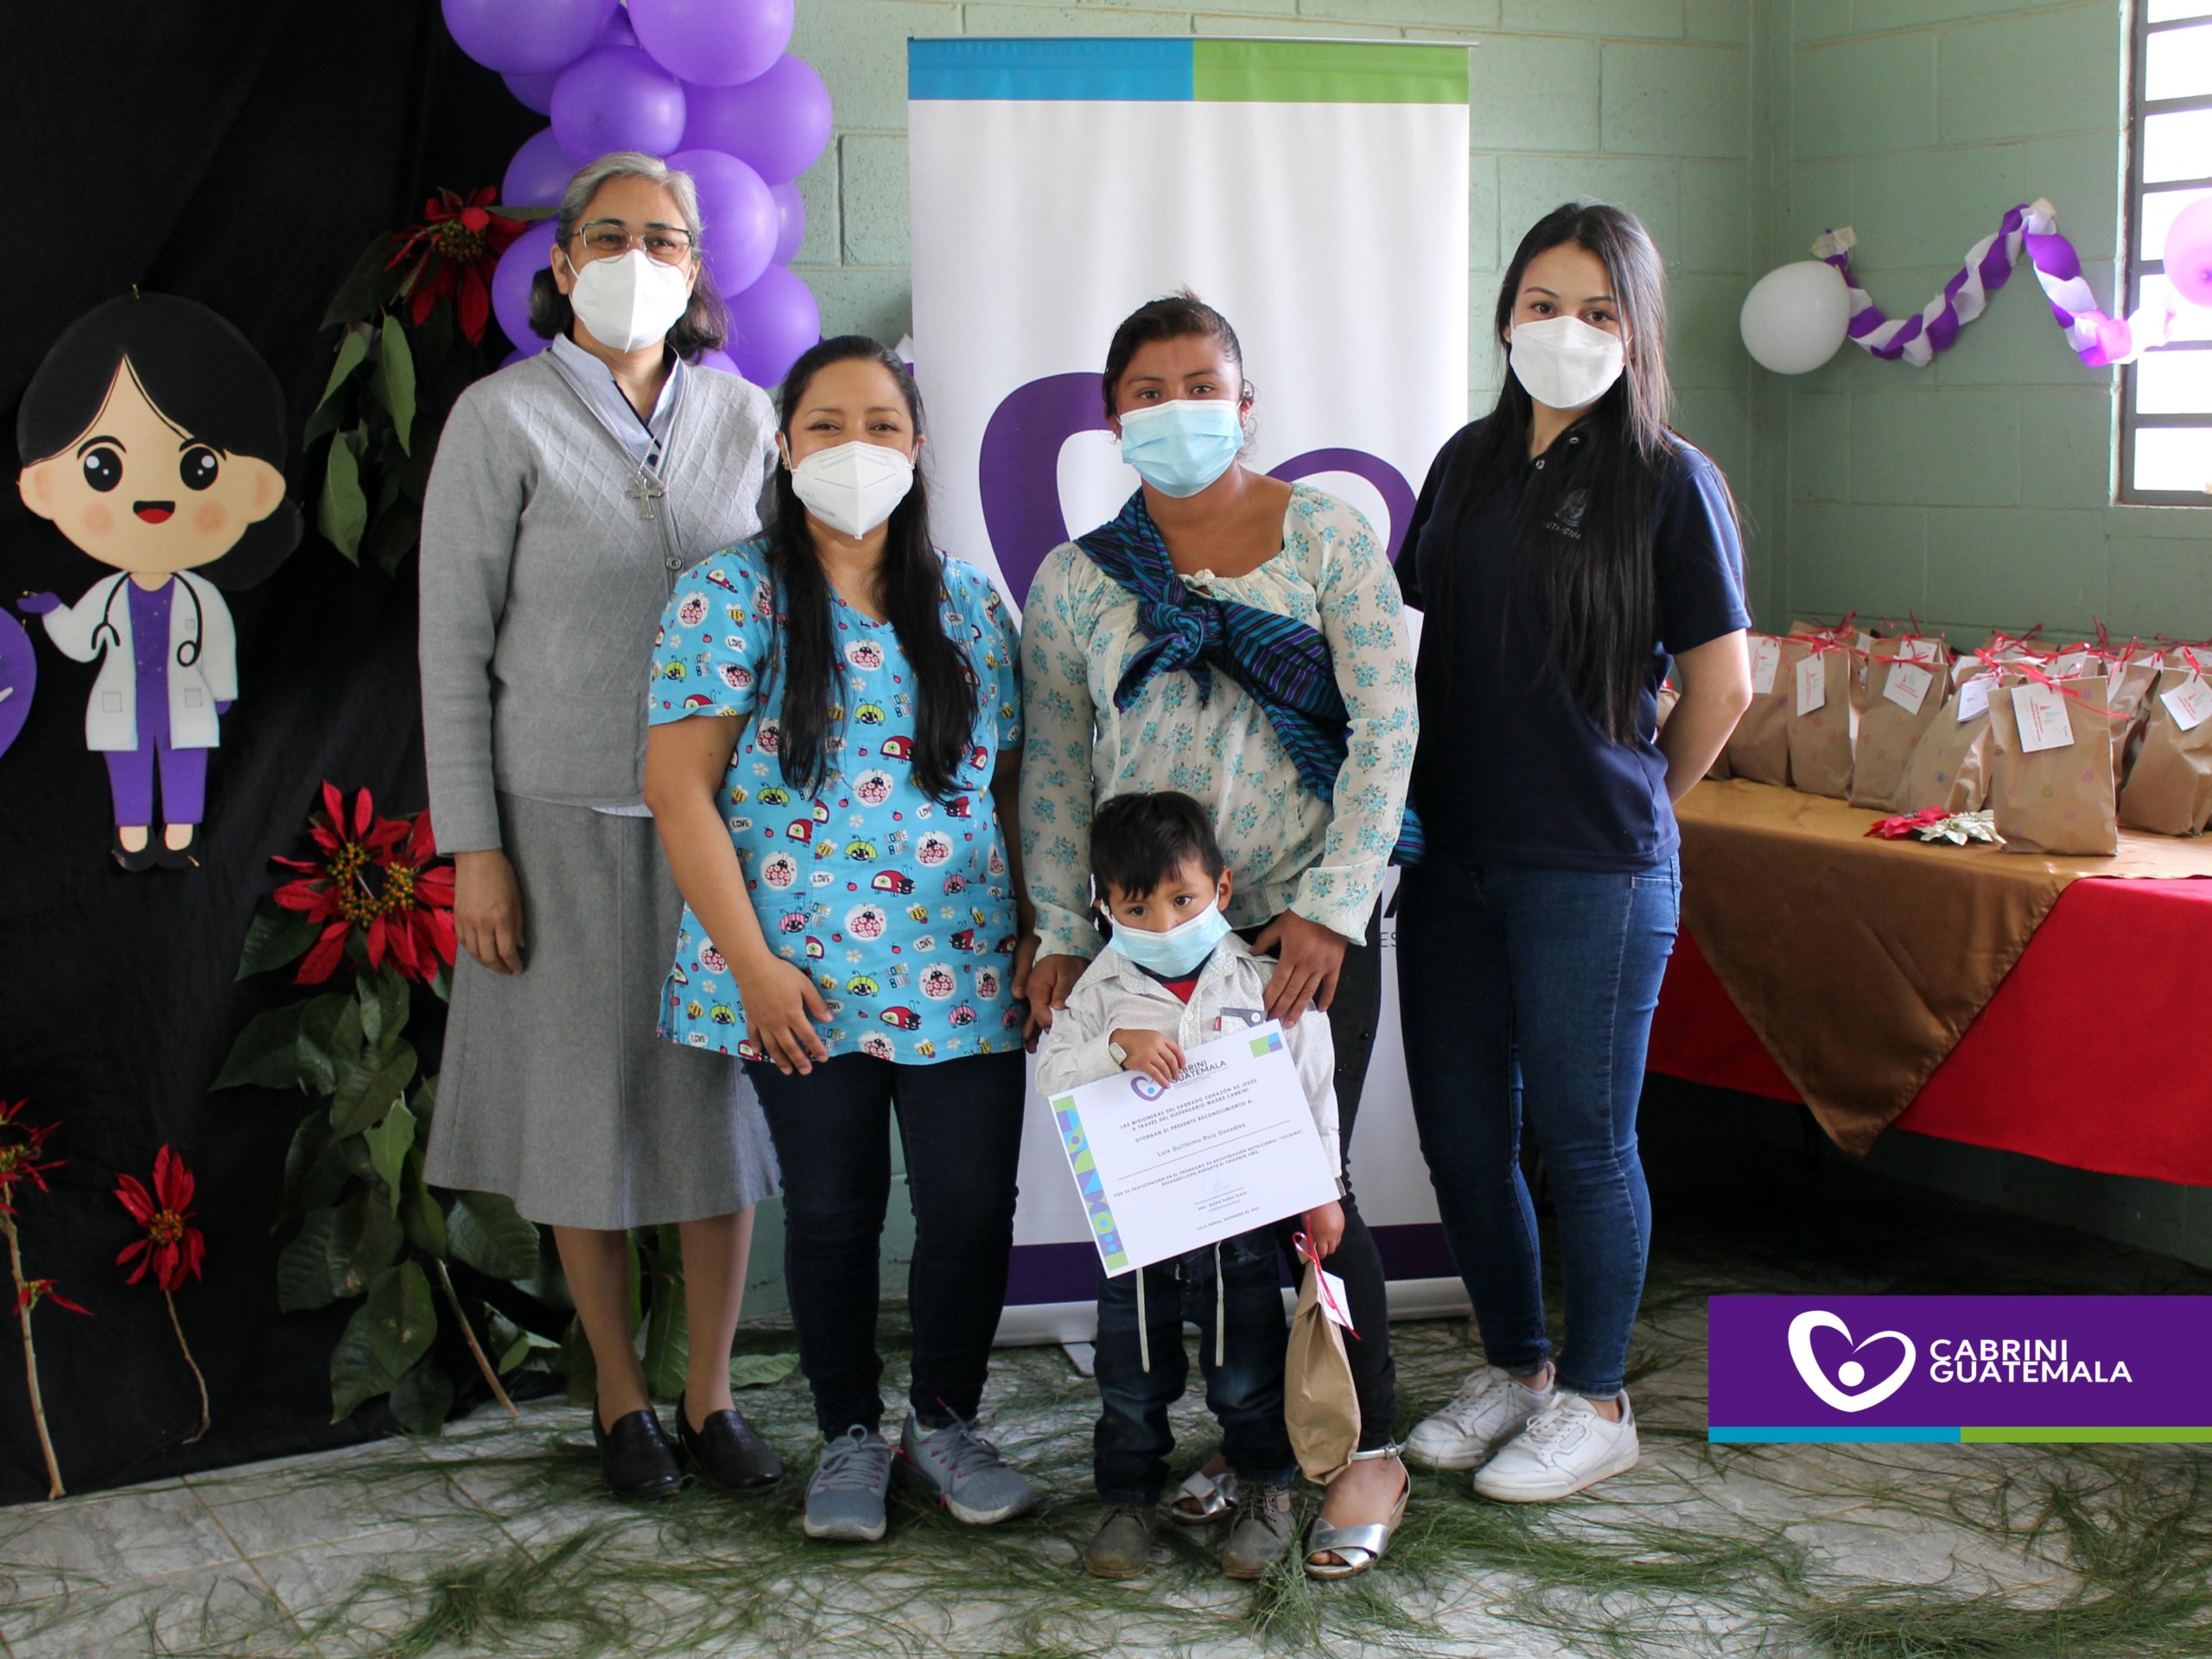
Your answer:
[425,792,779,1230]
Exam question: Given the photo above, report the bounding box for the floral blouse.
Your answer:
[647,541,1025,1063]
[1020,483,1417,959]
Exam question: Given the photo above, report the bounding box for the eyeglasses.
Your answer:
[571,219,696,264]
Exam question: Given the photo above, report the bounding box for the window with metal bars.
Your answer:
[2124,0,2212,504]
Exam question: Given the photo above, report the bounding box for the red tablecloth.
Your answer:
[1649,876,2212,1187]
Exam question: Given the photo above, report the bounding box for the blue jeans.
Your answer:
[1395,855,1680,1399]
[1091,1227,1296,1504]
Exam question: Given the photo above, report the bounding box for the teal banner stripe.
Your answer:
[909,39,1192,102]
[1708,1427,1964,1444]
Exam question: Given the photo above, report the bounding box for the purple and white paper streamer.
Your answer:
[1813,199,2177,370]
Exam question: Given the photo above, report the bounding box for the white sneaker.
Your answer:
[1403,1364,1555,1471]
[1471,1390,1639,1503]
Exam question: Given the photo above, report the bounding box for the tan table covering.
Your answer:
[1675,779,2212,1153]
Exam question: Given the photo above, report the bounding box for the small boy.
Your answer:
[1035,791,1344,1581]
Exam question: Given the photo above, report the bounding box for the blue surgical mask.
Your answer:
[1117,399,1244,498]
[1112,898,1233,978]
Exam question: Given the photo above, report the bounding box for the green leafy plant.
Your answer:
[304,188,545,572]
[218,784,559,1431]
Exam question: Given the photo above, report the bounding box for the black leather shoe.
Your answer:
[154,824,200,870]
[592,1406,683,1500]
[111,830,160,873]
[676,1391,784,1491]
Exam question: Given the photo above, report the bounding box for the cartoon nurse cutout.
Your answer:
[15,293,301,869]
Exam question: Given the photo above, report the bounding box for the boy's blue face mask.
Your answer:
[1116,398,1244,498]
[1112,898,1233,979]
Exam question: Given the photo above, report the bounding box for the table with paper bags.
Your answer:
[1702,620,2212,853]
[1656,620,2212,1156]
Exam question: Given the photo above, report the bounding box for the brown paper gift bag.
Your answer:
[1894,657,1997,812]
[1786,639,1856,799]
[1726,633,1795,785]
[1850,644,1948,810]
[1987,670,2118,855]
[1284,1261,1359,1484]
[2119,659,2212,836]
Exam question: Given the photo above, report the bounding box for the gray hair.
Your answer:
[552,150,706,249]
[526,151,729,353]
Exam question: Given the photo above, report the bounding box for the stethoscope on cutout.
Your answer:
[89,574,203,669]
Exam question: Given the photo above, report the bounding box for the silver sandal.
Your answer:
[1169,1465,1239,1524]
[1303,1445,1411,1580]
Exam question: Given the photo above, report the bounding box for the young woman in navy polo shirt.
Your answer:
[1395,204,1751,1501]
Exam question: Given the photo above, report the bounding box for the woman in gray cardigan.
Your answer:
[419,153,784,1501]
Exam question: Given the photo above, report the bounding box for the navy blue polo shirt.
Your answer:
[1399,416,1749,873]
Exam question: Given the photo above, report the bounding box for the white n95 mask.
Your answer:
[567,249,694,353]
[1508,315,1627,410]
[790,441,916,540]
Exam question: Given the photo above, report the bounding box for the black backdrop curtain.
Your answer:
[1,2,536,1503]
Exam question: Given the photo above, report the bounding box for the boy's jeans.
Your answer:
[1091,1225,1296,1504]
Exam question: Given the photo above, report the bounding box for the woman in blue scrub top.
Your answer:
[1395,204,1752,1503]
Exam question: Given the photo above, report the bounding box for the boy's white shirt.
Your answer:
[1034,932,1342,1181]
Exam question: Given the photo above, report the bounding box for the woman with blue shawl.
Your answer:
[1018,292,1419,1580]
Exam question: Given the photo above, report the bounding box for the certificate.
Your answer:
[1047,1022,1338,1275]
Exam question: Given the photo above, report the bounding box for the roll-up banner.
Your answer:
[906,36,1471,1341]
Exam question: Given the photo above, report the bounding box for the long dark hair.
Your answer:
[765,335,976,800]
[17,292,302,588]
[1461,204,1681,741]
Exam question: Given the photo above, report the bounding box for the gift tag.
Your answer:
[2012,682,2075,753]
[2052,650,2090,680]
[1883,661,1933,715]
[2163,677,2212,733]
[1751,635,1781,695]
[1956,676,1993,722]
[1856,630,1875,657]
[1795,652,1827,715]
[1314,1264,1356,1334]
[1898,637,1944,666]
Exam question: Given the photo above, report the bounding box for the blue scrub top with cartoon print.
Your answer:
[647,539,1025,1065]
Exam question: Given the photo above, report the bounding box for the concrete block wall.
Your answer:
[785,0,1764,586]
[1766,0,2210,643]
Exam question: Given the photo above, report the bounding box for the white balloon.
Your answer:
[1739,260,1853,374]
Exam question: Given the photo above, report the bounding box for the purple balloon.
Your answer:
[632,0,793,89]
[444,0,616,74]
[503,69,561,114]
[493,219,559,352]
[678,54,831,186]
[670,148,777,296]
[552,47,689,164]
[770,181,805,265]
[727,264,819,387]
[502,129,575,210]
[598,9,638,48]
[0,612,35,764]
[502,344,546,366]
[693,347,741,375]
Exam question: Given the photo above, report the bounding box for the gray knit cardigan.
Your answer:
[419,353,778,853]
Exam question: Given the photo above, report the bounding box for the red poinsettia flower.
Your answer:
[385,186,530,344]
[1866,807,1951,840]
[16,1279,88,1317]
[272,783,457,984]
[115,1147,207,1294]
[0,1101,64,1217]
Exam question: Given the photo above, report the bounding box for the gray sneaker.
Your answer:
[803,1427,895,1542]
[1220,1481,1295,1580]
[897,1411,1039,1525]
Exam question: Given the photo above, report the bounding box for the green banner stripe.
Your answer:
[1192,41,1468,105]
[1961,1426,2212,1443]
